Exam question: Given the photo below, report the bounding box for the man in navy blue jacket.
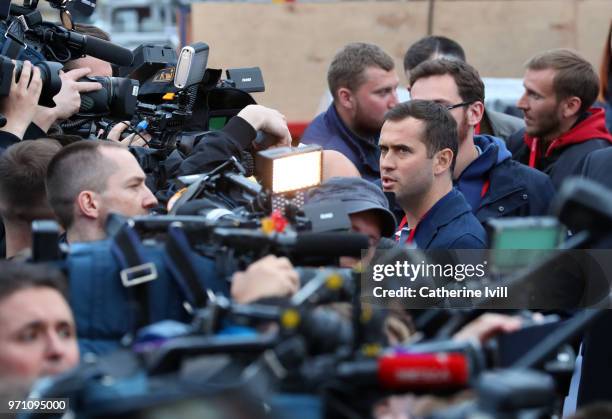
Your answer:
[408,59,555,223]
[301,43,399,182]
[380,100,486,249]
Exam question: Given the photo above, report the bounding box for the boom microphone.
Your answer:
[82,35,134,67]
[55,28,134,67]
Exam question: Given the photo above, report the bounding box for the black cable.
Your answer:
[107,121,150,147]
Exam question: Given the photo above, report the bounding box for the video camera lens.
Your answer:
[0,56,63,107]
[78,76,139,119]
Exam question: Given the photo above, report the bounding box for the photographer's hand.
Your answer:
[0,61,43,139]
[106,121,151,147]
[231,255,300,303]
[453,313,522,344]
[32,67,103,132]
[237,104,292,148]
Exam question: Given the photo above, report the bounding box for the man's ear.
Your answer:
[466,101,485,126]
[76,190,100,220]
[561,96,582,119]
[433,148,454,176]
[336,87,355,110]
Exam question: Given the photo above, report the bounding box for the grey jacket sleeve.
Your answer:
[485,108,525,142]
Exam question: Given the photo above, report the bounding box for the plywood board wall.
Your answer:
[190,0,610,121]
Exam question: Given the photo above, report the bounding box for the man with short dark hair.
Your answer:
[380,100,486,249]
[46,140,159,243]
[0,139,62,259]
[403,35,466,75]
[302,42,399,182]
[509,48,612,189]
[409,59,555,222]
[403,35,523,142]
[0,261,78,386]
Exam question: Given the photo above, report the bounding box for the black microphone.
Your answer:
[293,232,369,259]
[82,35,134,67]
[57,29,134,67]
[212,228,369,259]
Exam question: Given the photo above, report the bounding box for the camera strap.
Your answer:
[163,224,208,309]
[111,225,156,331]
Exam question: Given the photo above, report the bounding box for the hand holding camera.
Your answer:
[0,61,42,139]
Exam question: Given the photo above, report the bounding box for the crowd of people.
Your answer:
[0,18,611,418]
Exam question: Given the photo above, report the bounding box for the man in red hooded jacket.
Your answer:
[508,49,612,189]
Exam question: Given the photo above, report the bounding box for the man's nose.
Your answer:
[388,91,399,108]
[380,152,394,170]
[143,187,159,209]
[517,92,528,110]
[44,332,67,364]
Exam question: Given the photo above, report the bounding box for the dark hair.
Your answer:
[0,261,68,303]
[403,35,466,73]
[526,48,599,113]
[327,42,395,101]
[410,58,485,103]
[385,100,458,172]
[46,141,122,229]
[73,23,111,41]
[0,139,62,222]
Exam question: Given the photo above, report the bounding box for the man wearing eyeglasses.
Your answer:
[408,59,555,223]
[402,35,524,144]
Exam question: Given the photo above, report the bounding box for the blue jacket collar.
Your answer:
[324,104,381,172]
[415,188,472,249]
[456,135,512,211]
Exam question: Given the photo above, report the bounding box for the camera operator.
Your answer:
[0,261,79,394]
[0,139,62,259]
[45,139,299,340]
[46,140,158,243]
[46,103,292,242]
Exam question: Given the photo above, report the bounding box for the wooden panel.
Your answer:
[190,0,610,121]
[434,0,577,78]
[576,1,611,72]
[190,2,429,120]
